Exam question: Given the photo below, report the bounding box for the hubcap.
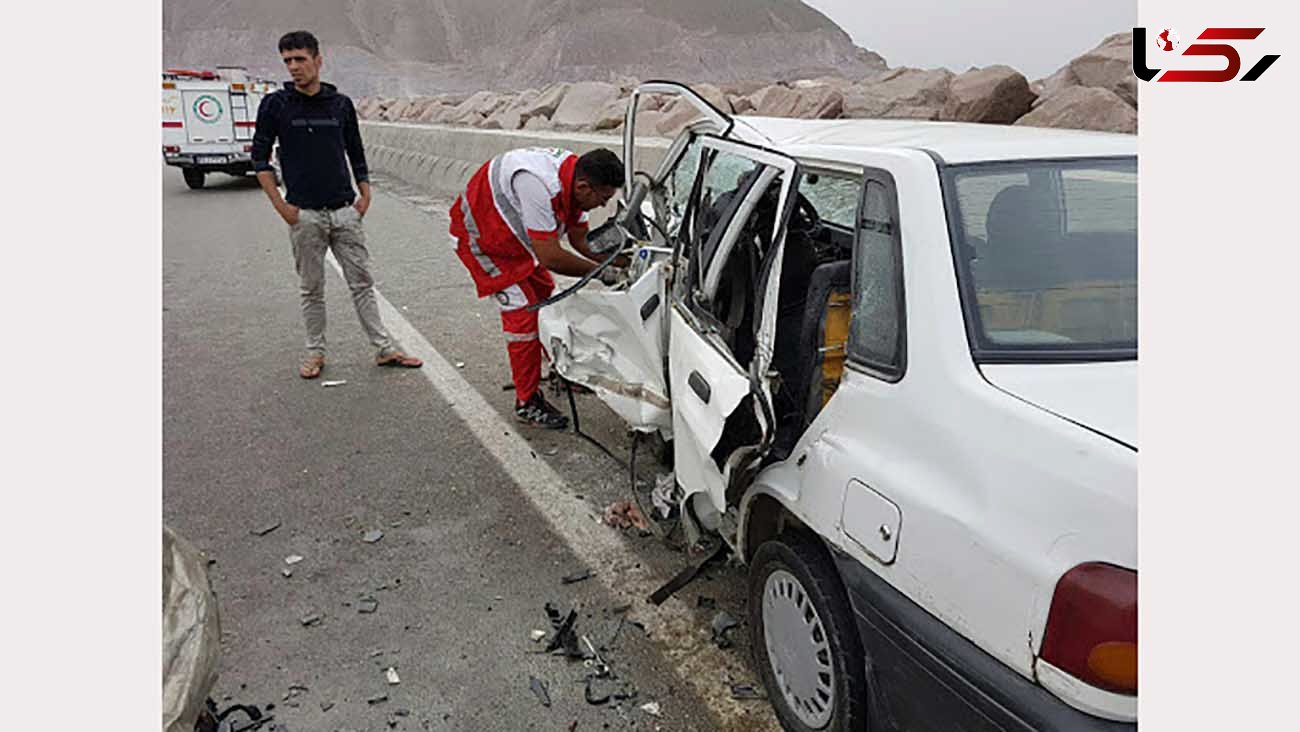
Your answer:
[763,569,835,728]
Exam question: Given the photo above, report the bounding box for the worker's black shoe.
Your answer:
[515,392,570,430]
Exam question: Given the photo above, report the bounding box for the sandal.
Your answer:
[299,354,325,379]
[375,349,423,368]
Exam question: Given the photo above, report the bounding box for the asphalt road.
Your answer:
[162,166,780,732]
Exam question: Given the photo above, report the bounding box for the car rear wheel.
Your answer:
[182,168,205,190]
[750,533,868,732]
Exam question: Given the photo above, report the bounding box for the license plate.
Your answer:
[197,155,227,164]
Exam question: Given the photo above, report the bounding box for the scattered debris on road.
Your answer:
[545,446,560,456]
[321,379,348,388]
[250,521,281,537]
[319,701,334,712]
[561,568,594,585]
[711,611,740,649]
[651,474,676,520]
[730,684,767,700]
[640,701,662,717]
[362,529,385,544]
[529,675,552,707]
[299,613,322,627]
[603,500,651,532]
[358,597,380,614]
[530,629,548,642]
[455,361,466,369]
[647,541,725,606]
[366,693,389,705]
[385,667,401,685]
[281,568,293,578]
[284,555,304,565]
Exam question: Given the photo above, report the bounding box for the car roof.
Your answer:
[729,115,1136,164]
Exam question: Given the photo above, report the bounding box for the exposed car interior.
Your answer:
[672,152,860,463]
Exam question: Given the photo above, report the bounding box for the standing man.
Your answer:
[449,147,625,428]
[251,30,422,379]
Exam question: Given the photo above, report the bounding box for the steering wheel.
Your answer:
[792,192,822,237]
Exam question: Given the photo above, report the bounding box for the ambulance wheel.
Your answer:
[183,168,206,190]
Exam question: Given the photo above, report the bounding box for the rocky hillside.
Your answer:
[163,0,885,96]
[357,32,1138,135]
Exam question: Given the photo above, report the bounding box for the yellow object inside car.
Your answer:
[820,291,852,407]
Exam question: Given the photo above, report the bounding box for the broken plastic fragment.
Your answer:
[367,694,388,705]
[530,629,547,642]
[281,568,293,578]
[640,701,662,717]
[385,667,401,685]
[730,684,766,700]
[321,379,348,387]
[299,613,322,627]
[561,569,594,585]
[358,597,379,614]
[251,521,281,537]
[284,555,304,565]
[362,529,384,544]
[711,611,740,649]
[529,676,552,707]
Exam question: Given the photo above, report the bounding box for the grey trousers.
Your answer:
[289,206,393,355]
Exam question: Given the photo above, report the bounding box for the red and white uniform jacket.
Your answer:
[448,147,589,297]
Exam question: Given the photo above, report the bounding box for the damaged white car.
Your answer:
[540,82,1137,732]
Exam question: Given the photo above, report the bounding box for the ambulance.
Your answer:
[161,66,278,189]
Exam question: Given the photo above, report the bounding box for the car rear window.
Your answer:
[945,157,1137,361]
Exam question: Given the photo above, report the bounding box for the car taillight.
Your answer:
[243,144,253,152]
[1040,562,1137,695]
[163,145,181,154]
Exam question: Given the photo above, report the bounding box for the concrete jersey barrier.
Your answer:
[360,121,671,225]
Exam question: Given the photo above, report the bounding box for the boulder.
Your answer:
[633,109,667,137]
[841,67,954,119]
[381,99,412,122]
[1070,31,1135,106]
[689,82,732,113]
[1034,32,1135,108]
[592,95,630,131]
[1014,86,1136,134]
[721,80,769,98]
[749,85,801,116]
[655,98,705,137]
[523,115,553,131]
[517,82,572,122]
[728,94,755,114]
[483,89,541,130]
[942,65,1036,124]
[417,101,452,123]
[551,81,622,130]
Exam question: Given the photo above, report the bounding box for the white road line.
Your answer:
[326,252,777,731]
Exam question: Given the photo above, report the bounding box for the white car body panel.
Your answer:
[538,259,672,433]
[668,306,754,513]
[982,362,1137,448]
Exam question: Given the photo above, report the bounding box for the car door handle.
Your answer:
[688,371,711,404]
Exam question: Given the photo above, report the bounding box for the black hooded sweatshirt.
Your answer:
[251,81,369,209]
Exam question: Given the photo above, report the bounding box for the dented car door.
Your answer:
[669,137,800,514]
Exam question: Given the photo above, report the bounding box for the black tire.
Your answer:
[182,168,205,190]
[749,533,868,732]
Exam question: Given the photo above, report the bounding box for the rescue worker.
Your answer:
[449,147,625,428]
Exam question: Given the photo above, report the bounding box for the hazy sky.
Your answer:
[802,0,1135,80]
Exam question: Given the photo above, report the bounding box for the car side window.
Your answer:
[848,174,905,379]
[798,172,861,229]
[667,140,704,223]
